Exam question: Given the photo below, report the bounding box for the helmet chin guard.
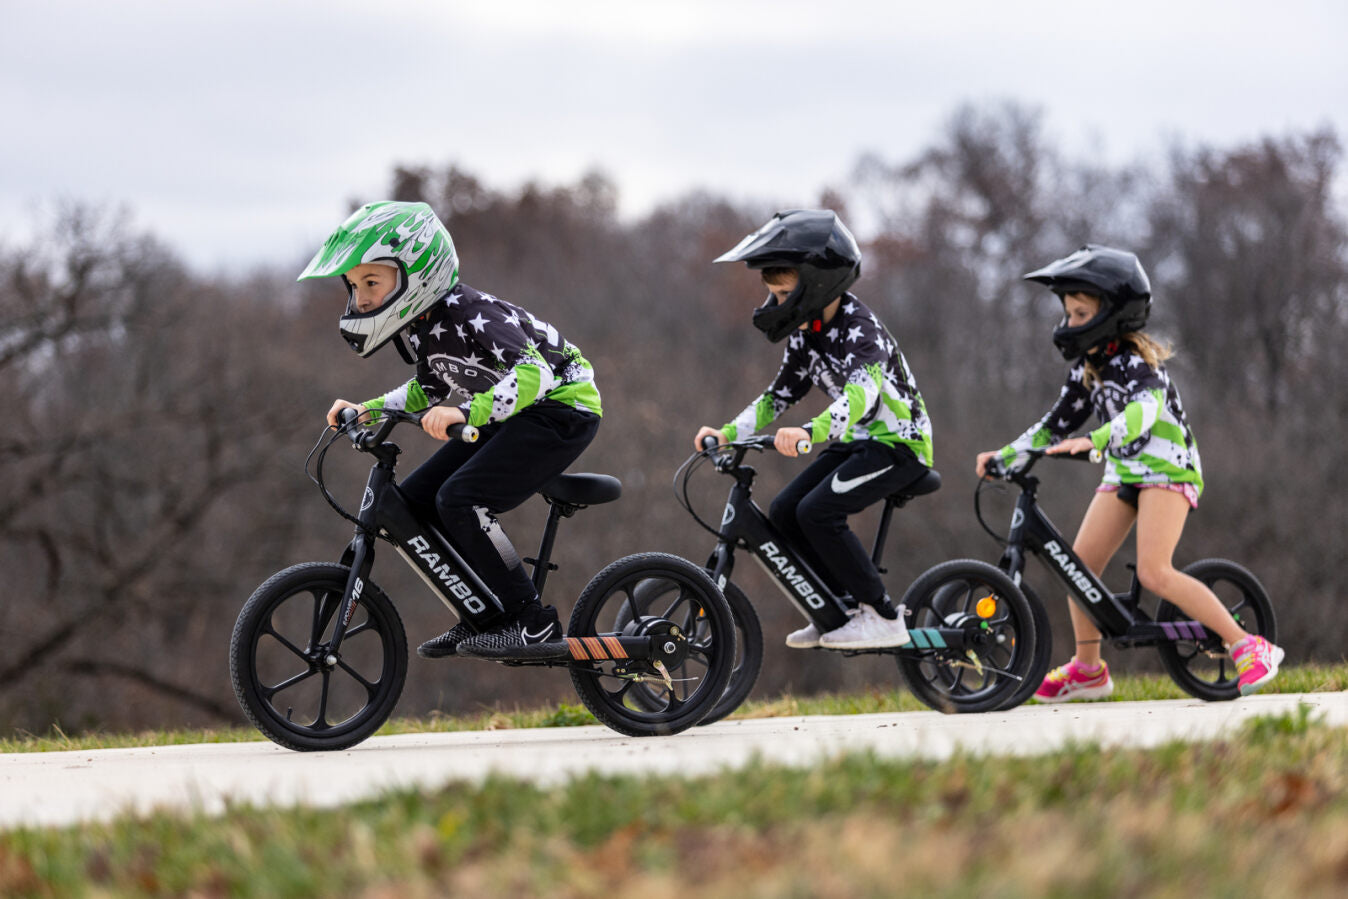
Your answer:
[717,209,861,342]
[1024,244,1151,360]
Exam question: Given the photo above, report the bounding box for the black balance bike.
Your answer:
[980,447,1276,703]
[229,409,735,750]
[630,435,1042,722]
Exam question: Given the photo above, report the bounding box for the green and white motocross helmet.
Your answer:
[298,201,459,357]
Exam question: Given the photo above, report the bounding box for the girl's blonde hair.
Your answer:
[1083,331,1173,389]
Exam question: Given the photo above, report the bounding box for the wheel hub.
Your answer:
[632,618,690,667]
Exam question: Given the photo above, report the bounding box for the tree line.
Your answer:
[2,102,1344,734]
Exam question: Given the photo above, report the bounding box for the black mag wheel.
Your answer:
[1155,558,1276,702]
[995,579,1054,710]
[229,562,407,751]
[896,559,1039,714]
[614,576,763,726]
[568,553,735,736]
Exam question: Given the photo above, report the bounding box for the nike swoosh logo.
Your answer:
[522,625,555,643]
[831,465,894,493]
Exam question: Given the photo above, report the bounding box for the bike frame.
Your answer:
[327,438,507,656]
[323,430,658,663]
[701,443,968,653]
[994,463,1216,648]
[706,456,852,632]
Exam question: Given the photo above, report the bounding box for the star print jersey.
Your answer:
[361,283,602,427]
[998,346,1203,494]
[721,295,933,466]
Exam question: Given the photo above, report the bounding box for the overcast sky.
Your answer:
[3,0,1345,273]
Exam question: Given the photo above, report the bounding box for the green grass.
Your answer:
[5,662,1346,754]
[2,707,1345,897]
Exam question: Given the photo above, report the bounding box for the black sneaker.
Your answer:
[456,603,567,660]
[416,622,473,659]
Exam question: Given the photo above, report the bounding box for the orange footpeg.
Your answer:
[566,635,630,661]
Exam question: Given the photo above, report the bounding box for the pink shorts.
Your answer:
[1096,482,1199,510]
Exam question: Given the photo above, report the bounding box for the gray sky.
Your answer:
[3,0,1345,273]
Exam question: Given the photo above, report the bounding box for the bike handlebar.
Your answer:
[337,407,479,450]
[984,445,1101,480]
[701,433,812,456]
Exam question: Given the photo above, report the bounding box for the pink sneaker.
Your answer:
[1231,635,1284,696]
[1034,657,1114,703]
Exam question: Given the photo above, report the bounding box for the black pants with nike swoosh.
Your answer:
[768,440,928,608]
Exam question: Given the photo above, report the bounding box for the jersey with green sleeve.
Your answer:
[362,284,602,426]
[999,348,1203,493]
[721,295,933,466]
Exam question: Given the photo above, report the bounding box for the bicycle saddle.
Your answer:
[539,472,623,506]
[888,468,942,502]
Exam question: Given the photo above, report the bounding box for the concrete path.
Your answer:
[2,691,1343,830]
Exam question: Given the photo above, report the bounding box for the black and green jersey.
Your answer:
[363,284,601,427]
[1000,347,1203,494]
[722,295,933,466]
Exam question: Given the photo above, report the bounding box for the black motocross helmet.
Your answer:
[1024,244,1152,360]
[715,209,861,342]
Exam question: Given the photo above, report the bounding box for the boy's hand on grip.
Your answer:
[774,427,811,458]
[422,406,467,441]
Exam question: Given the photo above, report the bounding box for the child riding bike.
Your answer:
[694,209,934,650]
[299,201,602,660]
[974,245,1283,700]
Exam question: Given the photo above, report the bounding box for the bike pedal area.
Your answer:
[457,634,642,663]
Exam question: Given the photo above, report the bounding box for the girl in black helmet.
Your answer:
[695,210,935,650]
[974,245,1283,700]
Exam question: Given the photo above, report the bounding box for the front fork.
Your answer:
[704,540,736,589]
[327,530,377,654]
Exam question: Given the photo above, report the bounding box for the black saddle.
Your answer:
[887,468,941,504]
[539,472,623,506]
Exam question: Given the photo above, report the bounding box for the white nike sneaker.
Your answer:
[785,622,822,649]
[819,603,911,649]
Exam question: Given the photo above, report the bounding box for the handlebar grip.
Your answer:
[796,439,812,455]
[701,435,720,451]
[447,422,479,443]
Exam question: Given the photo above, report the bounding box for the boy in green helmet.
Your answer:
[300,201,603,659]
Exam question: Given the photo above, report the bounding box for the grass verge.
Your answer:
[0,706,1343,897]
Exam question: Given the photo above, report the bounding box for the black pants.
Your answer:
[400,401,600,615]
[768,440,927,607]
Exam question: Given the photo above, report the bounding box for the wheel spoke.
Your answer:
[314,671,332,730]
[261,667,317,700]
[336,658,379,698]
[261,624,310,664]
[604,678,638,702]
[660,588,691,622]
[621,584,643,631]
